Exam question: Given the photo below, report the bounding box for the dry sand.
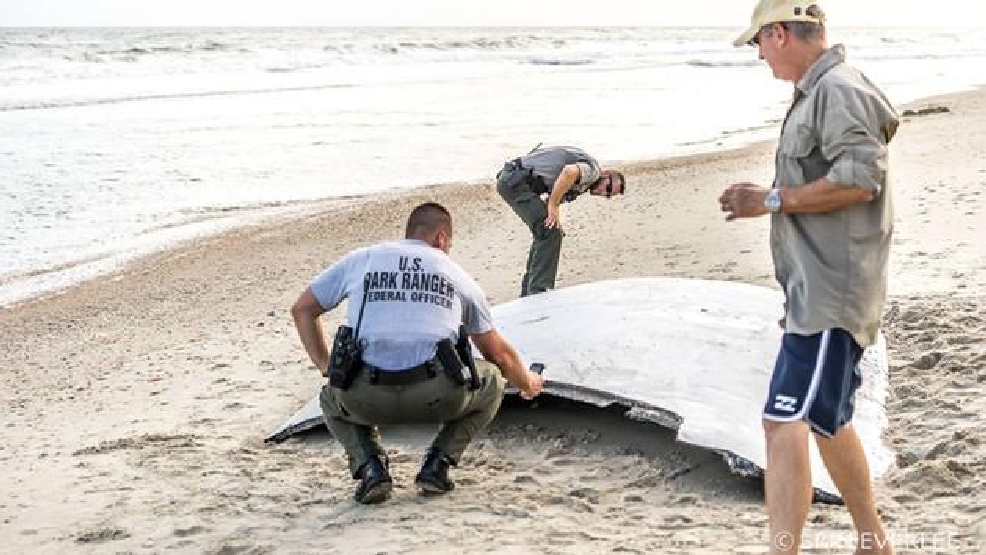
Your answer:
[1,88,985,554]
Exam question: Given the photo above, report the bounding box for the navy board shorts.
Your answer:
[763,328,863,437]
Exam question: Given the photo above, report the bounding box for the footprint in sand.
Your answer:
[672,494,701,506]
[568,487,600,504]
[543,494,594,513]
[213,543,268,555]
[910,351,943,370]
[544,531,577,547]
[663,514,696,528]
[174,525,208,537]
[75,528,130,543]
[549,457,581,467]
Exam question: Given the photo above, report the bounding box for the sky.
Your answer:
[2,0,986,27]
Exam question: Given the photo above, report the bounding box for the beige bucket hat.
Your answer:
[733,0,826,47]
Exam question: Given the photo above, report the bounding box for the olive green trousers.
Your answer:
[320,360,505,477]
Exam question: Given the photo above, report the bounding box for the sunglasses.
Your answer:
[749,22,787,46]
[598,175,622,198]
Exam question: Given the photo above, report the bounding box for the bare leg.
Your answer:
[815,424,893,555]
[764,419,813,555]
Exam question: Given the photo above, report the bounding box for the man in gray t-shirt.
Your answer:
[496,145,626,297]
[722,2,896,553]
[291,202,543,504]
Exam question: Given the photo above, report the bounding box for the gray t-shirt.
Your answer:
[520,146,601,198]
[772,45,898,347]
[310,239,494,371]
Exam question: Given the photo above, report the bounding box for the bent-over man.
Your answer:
[496,145,625,297]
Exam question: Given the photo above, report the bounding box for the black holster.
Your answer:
[327,325,362,390]
[435,331,481,390]
[455,326,481,390]
[499,159,548,196]
[499,160,530,192]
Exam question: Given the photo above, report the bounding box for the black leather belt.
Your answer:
[366,361,438,386]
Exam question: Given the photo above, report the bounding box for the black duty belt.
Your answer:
[498,159,548,195]
[365,361,438,386]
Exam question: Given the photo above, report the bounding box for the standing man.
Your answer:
[291,202,544,504]
[496,145,625,297]
[722,2,898,554]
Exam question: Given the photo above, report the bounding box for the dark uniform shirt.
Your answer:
[520,146,601,199]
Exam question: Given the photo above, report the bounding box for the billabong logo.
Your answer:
[773,394,799,413]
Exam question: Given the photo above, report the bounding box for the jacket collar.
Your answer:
[795,44,846,96]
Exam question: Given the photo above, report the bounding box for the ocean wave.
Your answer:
[855,51,983,62]
[879,37,916,44]
[45,34,577,63]
[686,59,761,68]
[360,35,560,54]
[93,41,240,58]
[687,49,985,69]
[264,61,337,74]
[525,57,594,66]
[0,83,355,112]
[4,27,986,103]
[21,39,245,64]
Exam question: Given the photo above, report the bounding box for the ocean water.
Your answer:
[2,26,986,306]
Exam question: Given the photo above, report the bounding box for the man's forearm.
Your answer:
[547,186,569,208]
[294,314,330,373]
[547,166,578,206]
[488,346,529,389]
[780,178,874,214]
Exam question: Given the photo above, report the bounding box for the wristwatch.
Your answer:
[764,188,783,213]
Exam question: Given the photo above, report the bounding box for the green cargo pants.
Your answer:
[320,359,506,477]
[496,168,563,297]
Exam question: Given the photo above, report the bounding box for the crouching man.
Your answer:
[291,202,544,504]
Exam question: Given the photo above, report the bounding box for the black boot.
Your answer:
[415,448,455,494]
[354,456,392,504]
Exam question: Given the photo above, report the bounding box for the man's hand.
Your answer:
[544,204,562,229]
[719,182,770,221]
[472,329,543,399]
[520,370,544,400]
[545,164,580,229]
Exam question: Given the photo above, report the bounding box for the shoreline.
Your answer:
[0,139,774,311]
[1,87,984,553]
[3,84,980,310]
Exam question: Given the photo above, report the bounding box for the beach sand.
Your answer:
[2,88,984,554]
